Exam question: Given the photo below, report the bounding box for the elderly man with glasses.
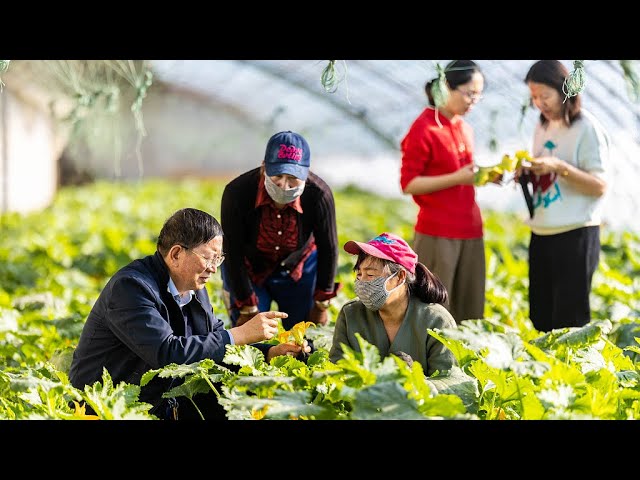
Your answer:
[69,207,309,420]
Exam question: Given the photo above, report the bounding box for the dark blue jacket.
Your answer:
[69,251,270,413]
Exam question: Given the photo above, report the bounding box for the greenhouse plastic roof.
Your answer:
[151,60,640,231]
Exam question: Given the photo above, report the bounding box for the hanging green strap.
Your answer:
[562,60,586,102]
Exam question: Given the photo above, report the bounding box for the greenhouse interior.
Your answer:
[1,60,640,420]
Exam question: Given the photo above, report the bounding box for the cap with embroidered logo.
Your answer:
[264,130,311,181]
[344,232,418,274]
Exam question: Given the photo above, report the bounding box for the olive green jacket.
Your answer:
[329,296,457,376]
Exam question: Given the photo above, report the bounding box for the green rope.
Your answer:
[430,62,480,127]
[104,85,120,114]
[518,97,530,130]
[21,60,153,179]
[321,60,338,93]
[131,69,154,178]
[431,62,479,108]
[100,60,154,178]
[562,60,586,103]
[488,110,499,153]
[620,60,640,103]
[131,69,153,134]
[0,60,9,91]
[431,63,450,110]
[320,60,350,103]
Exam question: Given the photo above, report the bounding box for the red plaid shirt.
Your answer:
[246,180,316,287]
[221,168,340,310]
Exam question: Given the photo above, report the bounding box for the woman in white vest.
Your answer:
[520,60,609,332]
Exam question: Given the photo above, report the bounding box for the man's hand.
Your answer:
[230,311,287,345]
[266,340,311,362]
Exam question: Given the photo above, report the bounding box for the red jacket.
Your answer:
[400,107,483,239]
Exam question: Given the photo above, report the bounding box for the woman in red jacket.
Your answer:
[400,60,486,324]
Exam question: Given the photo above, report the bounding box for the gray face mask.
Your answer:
[264,173,305,204]
[354,271,404,311]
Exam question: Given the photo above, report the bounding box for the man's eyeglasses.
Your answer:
[180,245,225,269]
[456,89,483,103]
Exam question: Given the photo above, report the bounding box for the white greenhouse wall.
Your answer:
[0,91,59,214]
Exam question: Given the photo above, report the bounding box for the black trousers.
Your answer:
[529,226,600,332]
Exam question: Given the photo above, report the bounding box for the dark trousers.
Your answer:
[222,249,317,331]
[172,391,228,420]
[413,233,485,323]
[529,226,600,332]
[152,388,230,420]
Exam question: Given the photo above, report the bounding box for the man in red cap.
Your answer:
[329,232,457,376]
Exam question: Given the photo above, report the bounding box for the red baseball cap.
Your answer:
[344,232,418,274]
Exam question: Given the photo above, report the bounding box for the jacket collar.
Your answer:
[151,250,171,285]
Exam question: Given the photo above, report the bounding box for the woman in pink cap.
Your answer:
[329,232,457,376]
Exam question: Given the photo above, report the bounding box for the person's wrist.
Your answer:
[557,161,569,177]
[314,299,330,310]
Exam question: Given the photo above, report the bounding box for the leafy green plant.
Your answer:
[1,179,639,419]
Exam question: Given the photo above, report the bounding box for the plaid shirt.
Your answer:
[247,179,315,287]
[221,167,340,308]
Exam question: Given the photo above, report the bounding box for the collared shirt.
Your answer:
[247,178,315,287]
[167,277,234,344]
[167,277,194,307]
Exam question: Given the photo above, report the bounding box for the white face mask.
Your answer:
[354,271,405,311]
[264,173,305,204]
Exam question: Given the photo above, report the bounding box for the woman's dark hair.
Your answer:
[157,208,223,256]
[354,253,448,305]
[425,60,483,106]
[525,60,582,127]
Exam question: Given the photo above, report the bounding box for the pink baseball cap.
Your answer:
[344,232,418,274]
